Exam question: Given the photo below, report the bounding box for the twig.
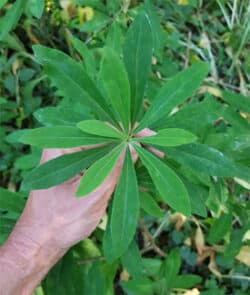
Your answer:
[216,0,232,30]
[152,214,170,239]
[179,40,207,61]
[139,219,167,258]
[230,0,238,28]
[221,274,250,282]
[202,32,218,82]
[184,31,192,68]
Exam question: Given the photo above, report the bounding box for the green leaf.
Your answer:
[184,181,208,217]
[205,132,250,154]
[223,107,250,132]
[122,279,154,295]
[121,240,143,279]
[222,90,250,113]
[134,145,191,216]
[32,45,114,123]
[0,216,17,244]
[0,1,8,10]
[110,149,139,258]
[79,11,109,33]
[225,227,247,258]
[144,0,166,53]
[84,261,106,295]
[76,144,124,197]
[135,62,210,132]
[77,120,124,139]
[0,0,25,41]
[42,251,84,295]
[142,258,162,277]
[135,128,197,147]
[161,248,181,288]
[103,208,116,263]
[123,12,153,121]
[106,22,123,54]
[0,188,25,213]
[70,35,96,79]
[19,126,115,148]
[158,98,225,135]
[28,0,44,19]
[140,191,164,218]
[164,143,250,179]
[21,145,113,190]
[208,212,232,244]
[173,274,202,289]
[100,47,130,131]
[14,150,40,170]
[34,106,91,127]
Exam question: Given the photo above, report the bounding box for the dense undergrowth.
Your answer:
[0,1,250,294]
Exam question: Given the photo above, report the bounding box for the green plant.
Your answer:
[18,10,250,266]
[1,1,250,294]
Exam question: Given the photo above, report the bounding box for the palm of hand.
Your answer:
[21,147,123,250]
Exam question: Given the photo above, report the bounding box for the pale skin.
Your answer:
[0,128,162,295]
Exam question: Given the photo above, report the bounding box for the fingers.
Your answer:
[40,149,64,164]
[40,147,83,164]
[40,144,110,165]
[104,121,124,135]
[134,127,165,159]
[78,147,126,205]
[129,143,139,163]
[146,146,165,158]
[134,128,157,138]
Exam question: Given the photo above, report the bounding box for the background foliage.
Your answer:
[0,0,250,294]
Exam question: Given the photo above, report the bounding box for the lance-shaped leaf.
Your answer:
[161,248,181,288]
[70,34,96,79]
[208,212,232,244]
[76,144,124,197]
[173,275,202,289]
[100,47,130,131]
[123,12,153,122]
[0,0,25,41]
[34,106,91,127]
[164,143,250,180]
[29,0,45,19]
[134,145,191,216]
[103,206,116,263]
[140,191,164,218]
[21,145,113,191]
[121,240,143,279]
[0,188,25,214]
[135,62,210,132]
[134,128,197,147]
[77,120,124,139]
[222,90,250,113]
[32,45,114,122]
[19,126,115,148]
[110,149,139,258]
[106,22,123,54]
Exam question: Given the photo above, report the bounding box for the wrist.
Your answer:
[0,212,67,294]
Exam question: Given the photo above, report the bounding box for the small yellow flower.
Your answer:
[78,6,94,24]
[178,0,189,5]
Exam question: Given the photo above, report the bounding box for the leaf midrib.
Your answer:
[140,65,206,129]
[45,64,111,121]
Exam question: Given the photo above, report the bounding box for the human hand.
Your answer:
[22,146,126,250]
[0,127,163,295]
[0,145,125,295]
